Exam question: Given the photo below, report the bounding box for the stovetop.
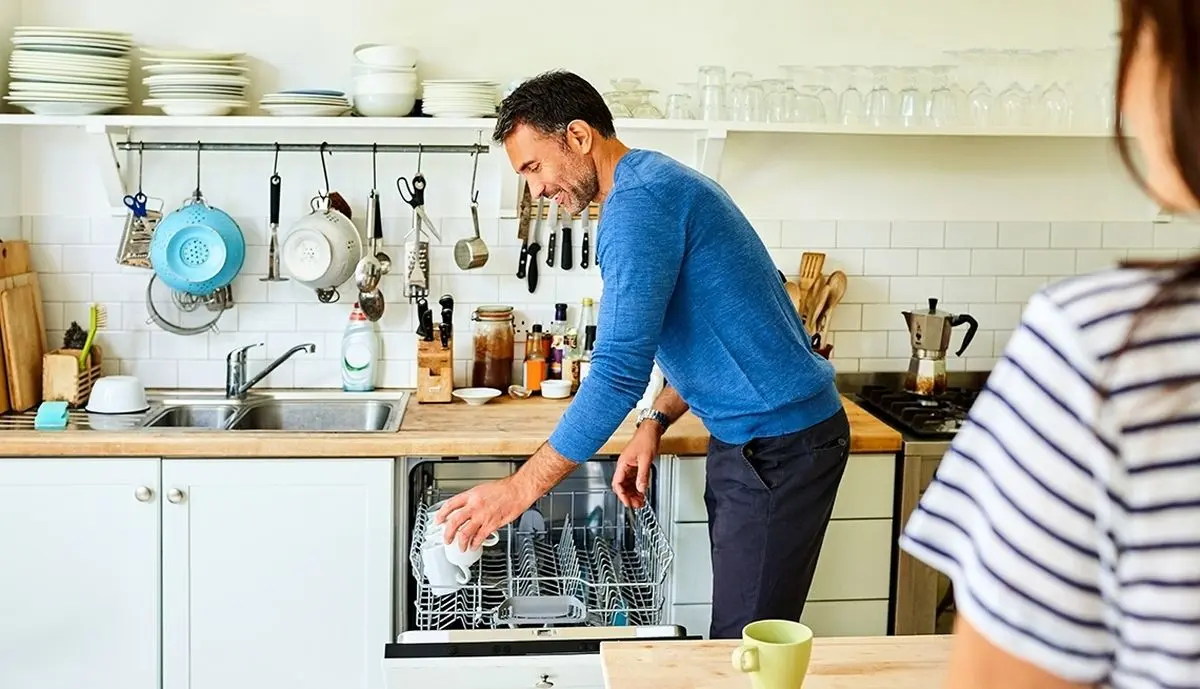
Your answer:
[855,385,980,440]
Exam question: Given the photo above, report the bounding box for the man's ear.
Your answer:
[564,120,594,155]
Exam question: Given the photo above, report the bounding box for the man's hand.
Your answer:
[435,477,532,550]
[434,442,579,550]
[613,423,661,509]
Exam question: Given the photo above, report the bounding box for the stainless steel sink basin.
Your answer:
[228,400,403,432]
[143,404,241,429]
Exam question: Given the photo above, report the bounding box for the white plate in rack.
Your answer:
[5,99,126,115]
[142,98,247,116]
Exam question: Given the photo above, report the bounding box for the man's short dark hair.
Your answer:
[492,70,616,144]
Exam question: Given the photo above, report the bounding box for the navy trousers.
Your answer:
[704,407,851,639]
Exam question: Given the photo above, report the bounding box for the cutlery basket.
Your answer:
[42,346,103,407]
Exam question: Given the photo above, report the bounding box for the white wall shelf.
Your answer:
[0,113,1113,215]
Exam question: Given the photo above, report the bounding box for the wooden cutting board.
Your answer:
[0,240,31,279]
[0,284,45,411]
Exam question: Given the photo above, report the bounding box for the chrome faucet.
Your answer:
[225,342,317,399]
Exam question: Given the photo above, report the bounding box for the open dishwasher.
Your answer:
[383,457,687,689]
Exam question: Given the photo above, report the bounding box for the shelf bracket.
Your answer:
[84,123,131,216]
[695,127,728,180]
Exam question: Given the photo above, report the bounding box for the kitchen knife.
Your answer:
[580,210,591,269]
[526,198,542,293]
[517,188,537,280]
[439,294,454,347]
[545,199,558,268]
[561,214,573,270]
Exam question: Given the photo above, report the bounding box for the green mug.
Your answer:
[731,620,814,689]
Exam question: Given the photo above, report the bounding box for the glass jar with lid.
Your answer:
[471,305,515,389]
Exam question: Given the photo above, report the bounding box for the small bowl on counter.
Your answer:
[85,375,150,414]
[540,380,572,400]
[452,387,502,406]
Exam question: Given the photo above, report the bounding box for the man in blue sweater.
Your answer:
[436,71,850,638]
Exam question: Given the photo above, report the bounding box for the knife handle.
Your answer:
[526,242,541,293]
[546,229,557,267]
[517,244,529,279]
[581,231,590,269]
[561,226,573,270]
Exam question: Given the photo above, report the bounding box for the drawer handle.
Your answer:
[167,488,186,504]
[534,675,553,689]
[134,486,155,503]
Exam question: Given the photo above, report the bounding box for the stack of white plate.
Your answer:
[260,90,351,117]
[420,80,499,118]
[140,48,249,116]
[4,26,134,115]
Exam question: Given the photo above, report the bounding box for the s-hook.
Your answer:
[191,141,204,200]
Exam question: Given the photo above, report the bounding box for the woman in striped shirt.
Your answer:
[900,2,1200,688]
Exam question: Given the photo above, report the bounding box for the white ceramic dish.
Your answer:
[353,92,416,117]
[353,43,418,69]
[540,380,572,399]
[86,375,149,414]
[353,71,418,92]
[452,387,502,406]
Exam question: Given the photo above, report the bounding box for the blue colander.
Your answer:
[150,194,246,295]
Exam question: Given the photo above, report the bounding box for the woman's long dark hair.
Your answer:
[1109,0,1200,370]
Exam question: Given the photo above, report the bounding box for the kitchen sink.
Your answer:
[228,400,402,432]
[143,404,241,429]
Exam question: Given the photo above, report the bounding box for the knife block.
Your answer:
[416,337,453,404]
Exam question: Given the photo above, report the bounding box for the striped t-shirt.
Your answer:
[900,266,1200,688]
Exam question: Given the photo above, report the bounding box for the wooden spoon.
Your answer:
[784,280,803,314]
[798,252,825,293]
[816,270,848,344]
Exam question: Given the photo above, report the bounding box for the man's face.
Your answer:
[503,123,599,215]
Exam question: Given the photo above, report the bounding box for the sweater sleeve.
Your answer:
[547,187,684,462]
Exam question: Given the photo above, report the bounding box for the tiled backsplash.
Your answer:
[8,210,1197,388]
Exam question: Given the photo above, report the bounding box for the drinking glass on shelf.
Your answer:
[731,81,765,121]
[665,93,695,119]
[948,49,994,128]
[698,65,726,88]
[760,78,791,122]
[603,91,633,118]
[834,65,867,126]
[630,89,663,118]
[994,49,1031,127]
[700,84,725,120]
[1034,50,1070,130]
[896,67,927,128]
[791,89,825,124]
[865,66,897,127]
[611,77,641,92]
[782,65,838,123]
[927,65,959,128]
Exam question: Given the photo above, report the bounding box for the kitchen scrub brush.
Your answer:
[78,303,107,370]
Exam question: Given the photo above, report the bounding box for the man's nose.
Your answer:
[527,180,548,198]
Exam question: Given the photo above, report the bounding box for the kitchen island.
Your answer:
[600,634,952,689]
[0,393,900,457]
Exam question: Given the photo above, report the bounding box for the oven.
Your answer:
[382,456,687,689]
[836,371,990,636]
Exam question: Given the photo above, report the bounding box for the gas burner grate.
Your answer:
[856,385,981,439]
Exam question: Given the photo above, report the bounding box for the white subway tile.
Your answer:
[41,302,65,332]
[993,330,1014,357]
[150,331,210,359]
[917,249,972,276]
[998,222,1050,248]
[92,274,147,303]
[42,274,92,302]
[953,330,993,359]
[832,331,888,358]
[830,358,859,373]
[995,277,1048,303]
[27,216,90,245]
[970,249,1024,276]
[890,222,945,248]
[836,221,890,248]
[863,249,917,276]
[89,215,125,244]
[1126,248,1181,262]
[1154,222,1200,249]
[769,249,804,276]
[862,304,916,331]
[121,359,178,388]
[751,219,782,247]
[1076,249,1128,273]
[266,332,325,360]
[821,249,865,276]
[237,303,297,332]
[379,360,415,388]
[31,245,63,273]
[1102,222,1154,248]
[887,330,913,358]
[889,277,944,303]
[859,358,908,372]
[944,222,998,248]
[781,220,837,248]
[176,361,225,388]
[1023,249,1076,275]
[964,357,999,370]
[1050,222,1102,248]
[941,277,996,302]
[828,304,862,331]
[294,360,342,388]
[966,303,1023,331]
[841,275,889,304]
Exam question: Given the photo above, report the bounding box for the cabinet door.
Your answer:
[162,458,394,689]
[0,458,161,689]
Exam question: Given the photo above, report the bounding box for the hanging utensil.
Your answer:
[398,145,440,302]
[454,149,489,270]
[560,211,573,270]
[373,185,391,274]
[580,206,591,269]
[260,144,288,282]
[116,143,165,270]
[356,145,385,320]
[526,196,543,293]
[545,199,558,268]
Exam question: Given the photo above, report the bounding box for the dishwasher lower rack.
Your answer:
[409,489,673,631]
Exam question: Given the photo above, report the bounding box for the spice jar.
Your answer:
[472,305,515,389]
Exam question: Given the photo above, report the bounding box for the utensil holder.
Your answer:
[416,338,453,403]
[42,346,102,407]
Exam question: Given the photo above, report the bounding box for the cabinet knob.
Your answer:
[167,488,186,504]
[134,486,154,502]
[534,675,553,689]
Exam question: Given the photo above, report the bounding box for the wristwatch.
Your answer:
[636,407,670,430]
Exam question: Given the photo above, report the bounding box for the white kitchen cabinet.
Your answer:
[161,458,394,689]
[667,453,896,638]
[0,458,161,689]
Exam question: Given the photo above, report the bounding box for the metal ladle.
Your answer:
[356,146,386,321]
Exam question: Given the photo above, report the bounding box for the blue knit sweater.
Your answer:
[548,149,841,461]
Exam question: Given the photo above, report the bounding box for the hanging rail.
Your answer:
[114,141,489,154]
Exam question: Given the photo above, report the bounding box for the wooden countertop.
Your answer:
[0,394,901,458]
[600,635,951,689]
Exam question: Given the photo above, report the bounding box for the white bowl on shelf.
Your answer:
[451,387,502,406]
[353,91,416,117]
[353,71,418,93]
[353,43,418,69]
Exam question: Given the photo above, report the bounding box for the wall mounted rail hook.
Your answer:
[468,146,480,204]
[372,143,378,189]
[318,141,331,198]
[193,140,203,198]
[416,143,423,173]
[272,142,280,177]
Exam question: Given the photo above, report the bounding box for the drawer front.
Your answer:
[383,653,600,689]
[672,519,893,606]
[671,453,896,524]
[671,600,889,640]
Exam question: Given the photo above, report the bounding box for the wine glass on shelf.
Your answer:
[927,65,959,128]
[865,66,898,128]
[896,66,927,128]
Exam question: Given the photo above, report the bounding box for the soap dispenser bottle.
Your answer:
[341,303,380,392]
